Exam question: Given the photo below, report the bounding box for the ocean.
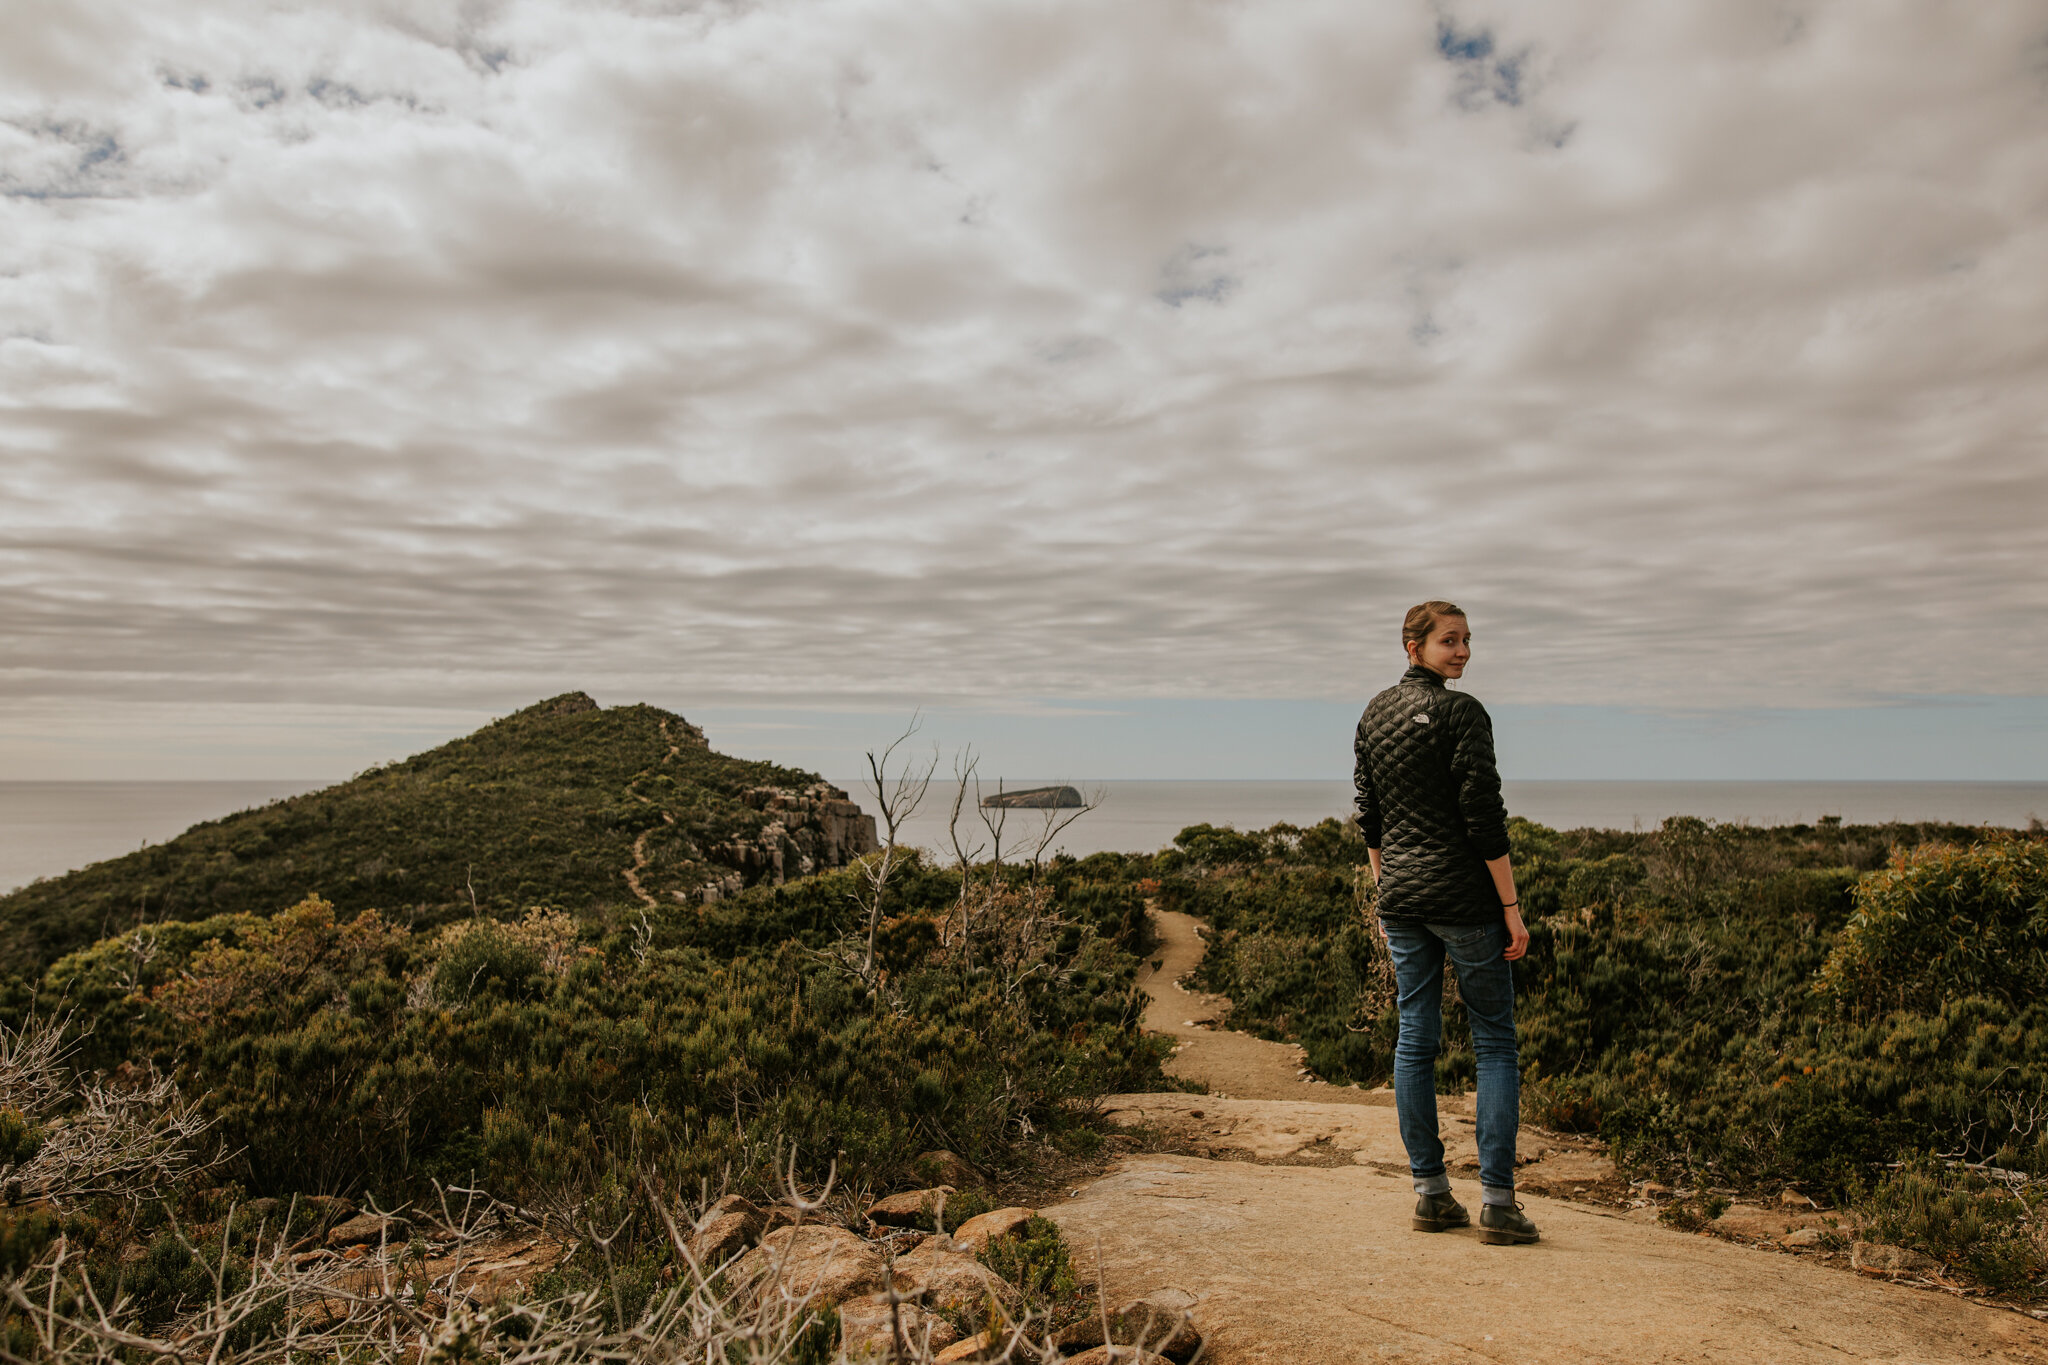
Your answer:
[3,778,2044,894]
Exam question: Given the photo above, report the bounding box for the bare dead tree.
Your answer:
[944,749,990,971]
[0,1014,220,1207]
[855,717,939,981]
[976,776,1014,871]
[1016,784,1105,886]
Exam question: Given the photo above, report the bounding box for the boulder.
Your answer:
[934,1329,995,1362]
[729,1225,887,1308]
[326,1213,409,1249]
[836,1293,959,1360]
[1108,1289,1201,1361]
[297,1194,355,1226]
[890,1237,1020,1314]
[1711,1205,1837,1241]
[1061,1348,1171,1365]
[915,1150,989,1192]
[1781,1228,1826,1248]
[688,1194,766,1265]
[867,1186,954,1228]
[1057,1289,1201,1362]
[952,1206,1036,1253]
[1850,1241,1940,1276]
[1059,1317,1106,1352]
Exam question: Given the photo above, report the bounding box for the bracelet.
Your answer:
[1501,901,1519,910]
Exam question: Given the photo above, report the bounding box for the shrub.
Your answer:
[978,1215,1084,1325]
[1658,1192,1731,1232]
[1858,1161,2047,1297]
[1817,838,2048,1016]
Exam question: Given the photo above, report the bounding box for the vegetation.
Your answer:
[1145,813,2048,1298]
[0,693,858,976]
[4,693,2043,1338]
[0,701,1171,1359]
[1,835,1157,1354]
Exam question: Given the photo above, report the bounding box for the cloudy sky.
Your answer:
[3,0,2045,781]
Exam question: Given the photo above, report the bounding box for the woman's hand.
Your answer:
[1484,853,1526,960]
[1502,905,1529,962]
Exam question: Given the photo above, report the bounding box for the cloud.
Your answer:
[2,0,2044,737]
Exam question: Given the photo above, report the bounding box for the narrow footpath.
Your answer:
[1040,909,2048,1365]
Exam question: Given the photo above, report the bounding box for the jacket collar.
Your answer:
[1403,663,1448,688]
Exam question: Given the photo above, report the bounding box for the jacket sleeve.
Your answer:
[1450,698,1511,861]
[1353,710,1383,848]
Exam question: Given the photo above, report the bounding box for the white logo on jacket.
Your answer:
[1413,713,1431,724]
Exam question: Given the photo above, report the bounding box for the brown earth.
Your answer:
[1041,909,2048,1364]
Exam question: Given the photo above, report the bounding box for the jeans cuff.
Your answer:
[1413,1172,1452,1197]
[1481,1184,1516,1207]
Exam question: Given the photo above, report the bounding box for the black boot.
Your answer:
[1479,1201,1540,1245]
[1411,1190,1470,1232]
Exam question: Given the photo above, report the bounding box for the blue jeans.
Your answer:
[1383,920,1520,1203]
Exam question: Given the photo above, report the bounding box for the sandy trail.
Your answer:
[622,719,684,908]
[1139,909,1397,1108]
[1042,909,2048,1364]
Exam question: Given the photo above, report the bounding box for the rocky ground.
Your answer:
[1034,908,2048,1364]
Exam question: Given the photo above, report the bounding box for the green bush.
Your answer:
[1860,1161,2047,1294]
[40,863,1165,1206]
[978,1216,1083,1324]
[1818,838,2048,1016]
[1658,1192,1731,1232]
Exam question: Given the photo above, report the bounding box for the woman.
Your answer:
[1353,600,1539,1245]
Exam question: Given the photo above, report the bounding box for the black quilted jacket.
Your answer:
[1354,665,1513,925]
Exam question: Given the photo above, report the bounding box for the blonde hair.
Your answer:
[1402,600,1467,659]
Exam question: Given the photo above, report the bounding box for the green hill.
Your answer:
[0,692,877,975]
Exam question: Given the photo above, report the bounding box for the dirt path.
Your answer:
[1141,909,1397,1107]
[1042,910,2048,1364]
[622,721,685,909]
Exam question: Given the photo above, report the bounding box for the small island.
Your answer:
[980,784,1086,809]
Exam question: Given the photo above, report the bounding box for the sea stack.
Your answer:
[981,785,1086,809]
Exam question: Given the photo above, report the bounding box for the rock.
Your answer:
[1109,1289,1202,1361]
[1059,1318,1107,1352]
[1850,1240,1940,1276]
[298,1194,355,1226]
[1781,1228,1826,1247]
[1779,1187,1815,1208]
[1061,1348,1171,1365]
[239,1197,282,1224]
[729,1225,887,1308]
[915,1150,988,1192]
[952,1206,1036,1253]
[689,1194,767,1265]
[836,1293,959,1359]
[1639,1182,1671,1199]
[1713,1204,1842,1241]
[980,785,1085,809]
[733,784,879,882]
[934,1330,995,1362]
[890,1237,1020,1314]
[1057,1290,1200,1360]
[326,1213,409,1249]
[868,1186,954,1228]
